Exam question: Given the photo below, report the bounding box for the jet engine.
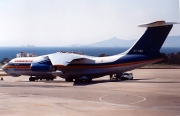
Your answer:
[30,56,56,72]
[31,63,56,72]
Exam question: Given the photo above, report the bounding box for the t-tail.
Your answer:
[125,21,178,56]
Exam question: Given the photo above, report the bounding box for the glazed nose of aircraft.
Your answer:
[2,64,7,71]
[2,65,5,70]
[1,64,9,74]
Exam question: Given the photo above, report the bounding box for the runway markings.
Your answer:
[0,92,145,109]
[128,94,146,105]
[0,93,137,109]
[99,93,146,107]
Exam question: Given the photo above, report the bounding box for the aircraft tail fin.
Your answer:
[126,21,178,55]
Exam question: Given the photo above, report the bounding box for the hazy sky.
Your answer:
[0,0,179,46]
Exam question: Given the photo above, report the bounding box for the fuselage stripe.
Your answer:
[3,58,162,70]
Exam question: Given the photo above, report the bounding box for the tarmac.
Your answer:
[0,69,180,116]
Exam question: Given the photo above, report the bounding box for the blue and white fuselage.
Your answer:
[2,21,178,82]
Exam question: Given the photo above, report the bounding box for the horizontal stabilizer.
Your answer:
[138,21,179,27]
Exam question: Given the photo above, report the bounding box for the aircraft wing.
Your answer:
[47,53,87,66]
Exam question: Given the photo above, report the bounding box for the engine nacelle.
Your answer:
[31,63,56,72]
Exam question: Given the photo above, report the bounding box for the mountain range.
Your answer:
[67,35,180,47]
[87,37,135,47]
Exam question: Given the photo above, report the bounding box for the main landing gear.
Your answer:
[75,78,92,83]
[29,76,56,81]
[29,76,36,81]
[65,76,92,83]
[65,78,74,82]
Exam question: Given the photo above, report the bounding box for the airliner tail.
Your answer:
[126,21,178,56]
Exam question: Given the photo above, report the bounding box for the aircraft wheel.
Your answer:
[86,78,92,83]
[50,77,55,81]
[29,77,36,81]
[75,78,79,82]
[75,78,82,83]
[65,78,73,82]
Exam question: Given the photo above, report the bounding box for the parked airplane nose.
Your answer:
[1,65,5,70]
[1,64,7,72]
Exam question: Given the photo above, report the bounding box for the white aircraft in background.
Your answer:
[2,21,178,82]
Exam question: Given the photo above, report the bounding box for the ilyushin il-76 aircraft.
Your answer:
[2,21,178,82]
